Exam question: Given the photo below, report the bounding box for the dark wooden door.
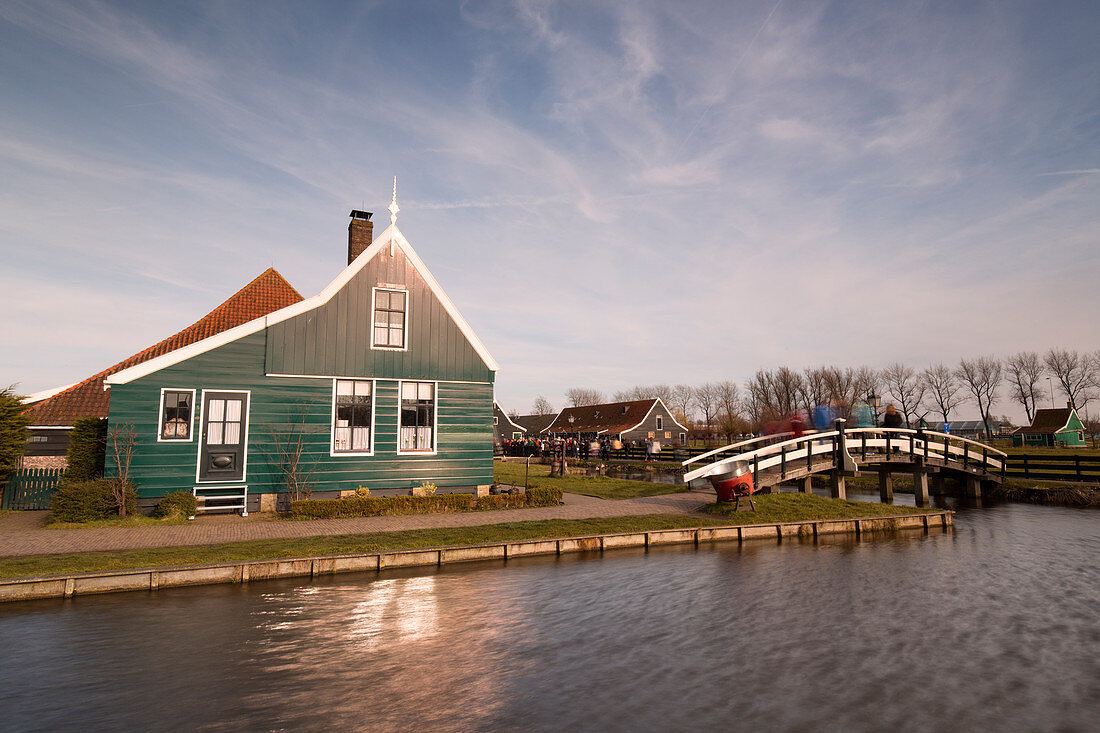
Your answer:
[199,392,248,482]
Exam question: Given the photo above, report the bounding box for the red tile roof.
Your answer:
[544,400,658,435]
[24,268,302,426]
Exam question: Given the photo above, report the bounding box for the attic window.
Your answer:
[594,411,601,418]
[372,288,407,350]
[656,415,663,430]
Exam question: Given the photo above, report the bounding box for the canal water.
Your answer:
[1,502,1097,732]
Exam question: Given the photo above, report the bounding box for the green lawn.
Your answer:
[703,493,936,521]
[494,460,687,499]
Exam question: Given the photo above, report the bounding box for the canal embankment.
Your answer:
[0,509,951,602]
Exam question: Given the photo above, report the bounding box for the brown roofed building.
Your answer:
[21,268,303,465]
[1011,405,1086,447]
[544,399,689,445]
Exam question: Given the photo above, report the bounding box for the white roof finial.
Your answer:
[388,176,400,256]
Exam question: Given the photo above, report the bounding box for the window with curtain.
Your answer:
[333,380,372,453]
[400,381,435,452]
[160,390,193,440]
[373,288,407,349]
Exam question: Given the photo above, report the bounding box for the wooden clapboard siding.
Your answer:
[107,332,494,499]
[265,245,492,382]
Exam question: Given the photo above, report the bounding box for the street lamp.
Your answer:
[1046,377,1055,409]
[867,389,880,427]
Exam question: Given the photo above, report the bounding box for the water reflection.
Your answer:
[0,503,1097,732]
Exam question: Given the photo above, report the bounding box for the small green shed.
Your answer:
[104,199,498,513]
[1011,406,1086,448]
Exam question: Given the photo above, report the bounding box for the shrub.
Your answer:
[524,486,563,507]
[474,494,527,511]
[355,485,371,497]
[419,481,438,496]
[50,479,137,523]
[66,417,107,482]
[289,493,473,519]
[0,386,30,489]
[155,490,197,519]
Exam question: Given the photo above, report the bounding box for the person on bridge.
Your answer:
[882,404,904,429]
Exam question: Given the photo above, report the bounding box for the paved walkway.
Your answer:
[0,491,716,557]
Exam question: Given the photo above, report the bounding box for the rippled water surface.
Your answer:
[1,502,1097,732]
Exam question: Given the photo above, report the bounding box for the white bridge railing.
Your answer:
[683,423,1006,486]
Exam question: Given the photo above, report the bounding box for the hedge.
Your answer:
[51,479,137,523]
[474,494,527,511]
[524,486,563,507]
[289,493,474,519]
[155,490,198,519]
[288,487,565,519]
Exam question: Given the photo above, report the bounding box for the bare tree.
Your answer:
[881,363,925,428]
[1005,352,1045,422]
[268,403,319,503]
[714,380,740,442]
[565,388,605,407]
[669,384,696,425]
[693,383,721,435]
[956,356,1003,437]
[821,367,858,419]
[1044,348,1095,410]
[532,395,554,416]
[612,384,675,404]
[801,367,829,415]
[922,363,965,425]
[507,408,520,420]
[107,423,138,517]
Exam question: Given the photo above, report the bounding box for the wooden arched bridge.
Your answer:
[682,420,1006,505]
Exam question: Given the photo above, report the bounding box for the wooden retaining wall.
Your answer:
[0,511,952,603]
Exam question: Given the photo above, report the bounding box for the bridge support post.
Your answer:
[798,476,813,494]
[830,470,846,500]
[965,477,981,499]
[878,472,893,503]
[912,467,930,507]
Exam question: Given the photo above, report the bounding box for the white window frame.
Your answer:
[330,379,376,457]
[397,380,438,455]
[370,286,410,352]
[194,389,251,484]
[656,415,663,430]
[157,387,197,443]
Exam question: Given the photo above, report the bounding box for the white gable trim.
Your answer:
[622,399,689,435]
[21,383,78,404]
[107,223,498,385]
[494,401,525,432]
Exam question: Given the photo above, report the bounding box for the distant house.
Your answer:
[1012,406,1086,448]
[493,402,526,445]
[511,413,556,436]
[26,201,498,512]
[20,269,303,469]
[544,399,688,446]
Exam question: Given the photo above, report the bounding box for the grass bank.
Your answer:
[703,493,935,521]
[0,495,944,580]
[494,460,686,499]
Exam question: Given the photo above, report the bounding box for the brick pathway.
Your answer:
[0,491,716,557]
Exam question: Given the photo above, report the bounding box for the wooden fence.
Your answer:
[1002,454,1100,483]
[2,468,65,510]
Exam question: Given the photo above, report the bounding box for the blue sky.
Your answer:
[1,0,1098,418]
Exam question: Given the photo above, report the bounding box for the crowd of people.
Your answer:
[497,435,667,461]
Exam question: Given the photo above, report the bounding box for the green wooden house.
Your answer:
[104,198,498,513]
[1011,406,1086,448]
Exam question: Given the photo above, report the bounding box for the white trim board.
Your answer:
[493,400,526,432]
[106,223,498,386]
[264,373,492,386]
[21,383,79,404]
[621,399,690,435]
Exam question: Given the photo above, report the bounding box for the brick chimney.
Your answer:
[348,210,373,264]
